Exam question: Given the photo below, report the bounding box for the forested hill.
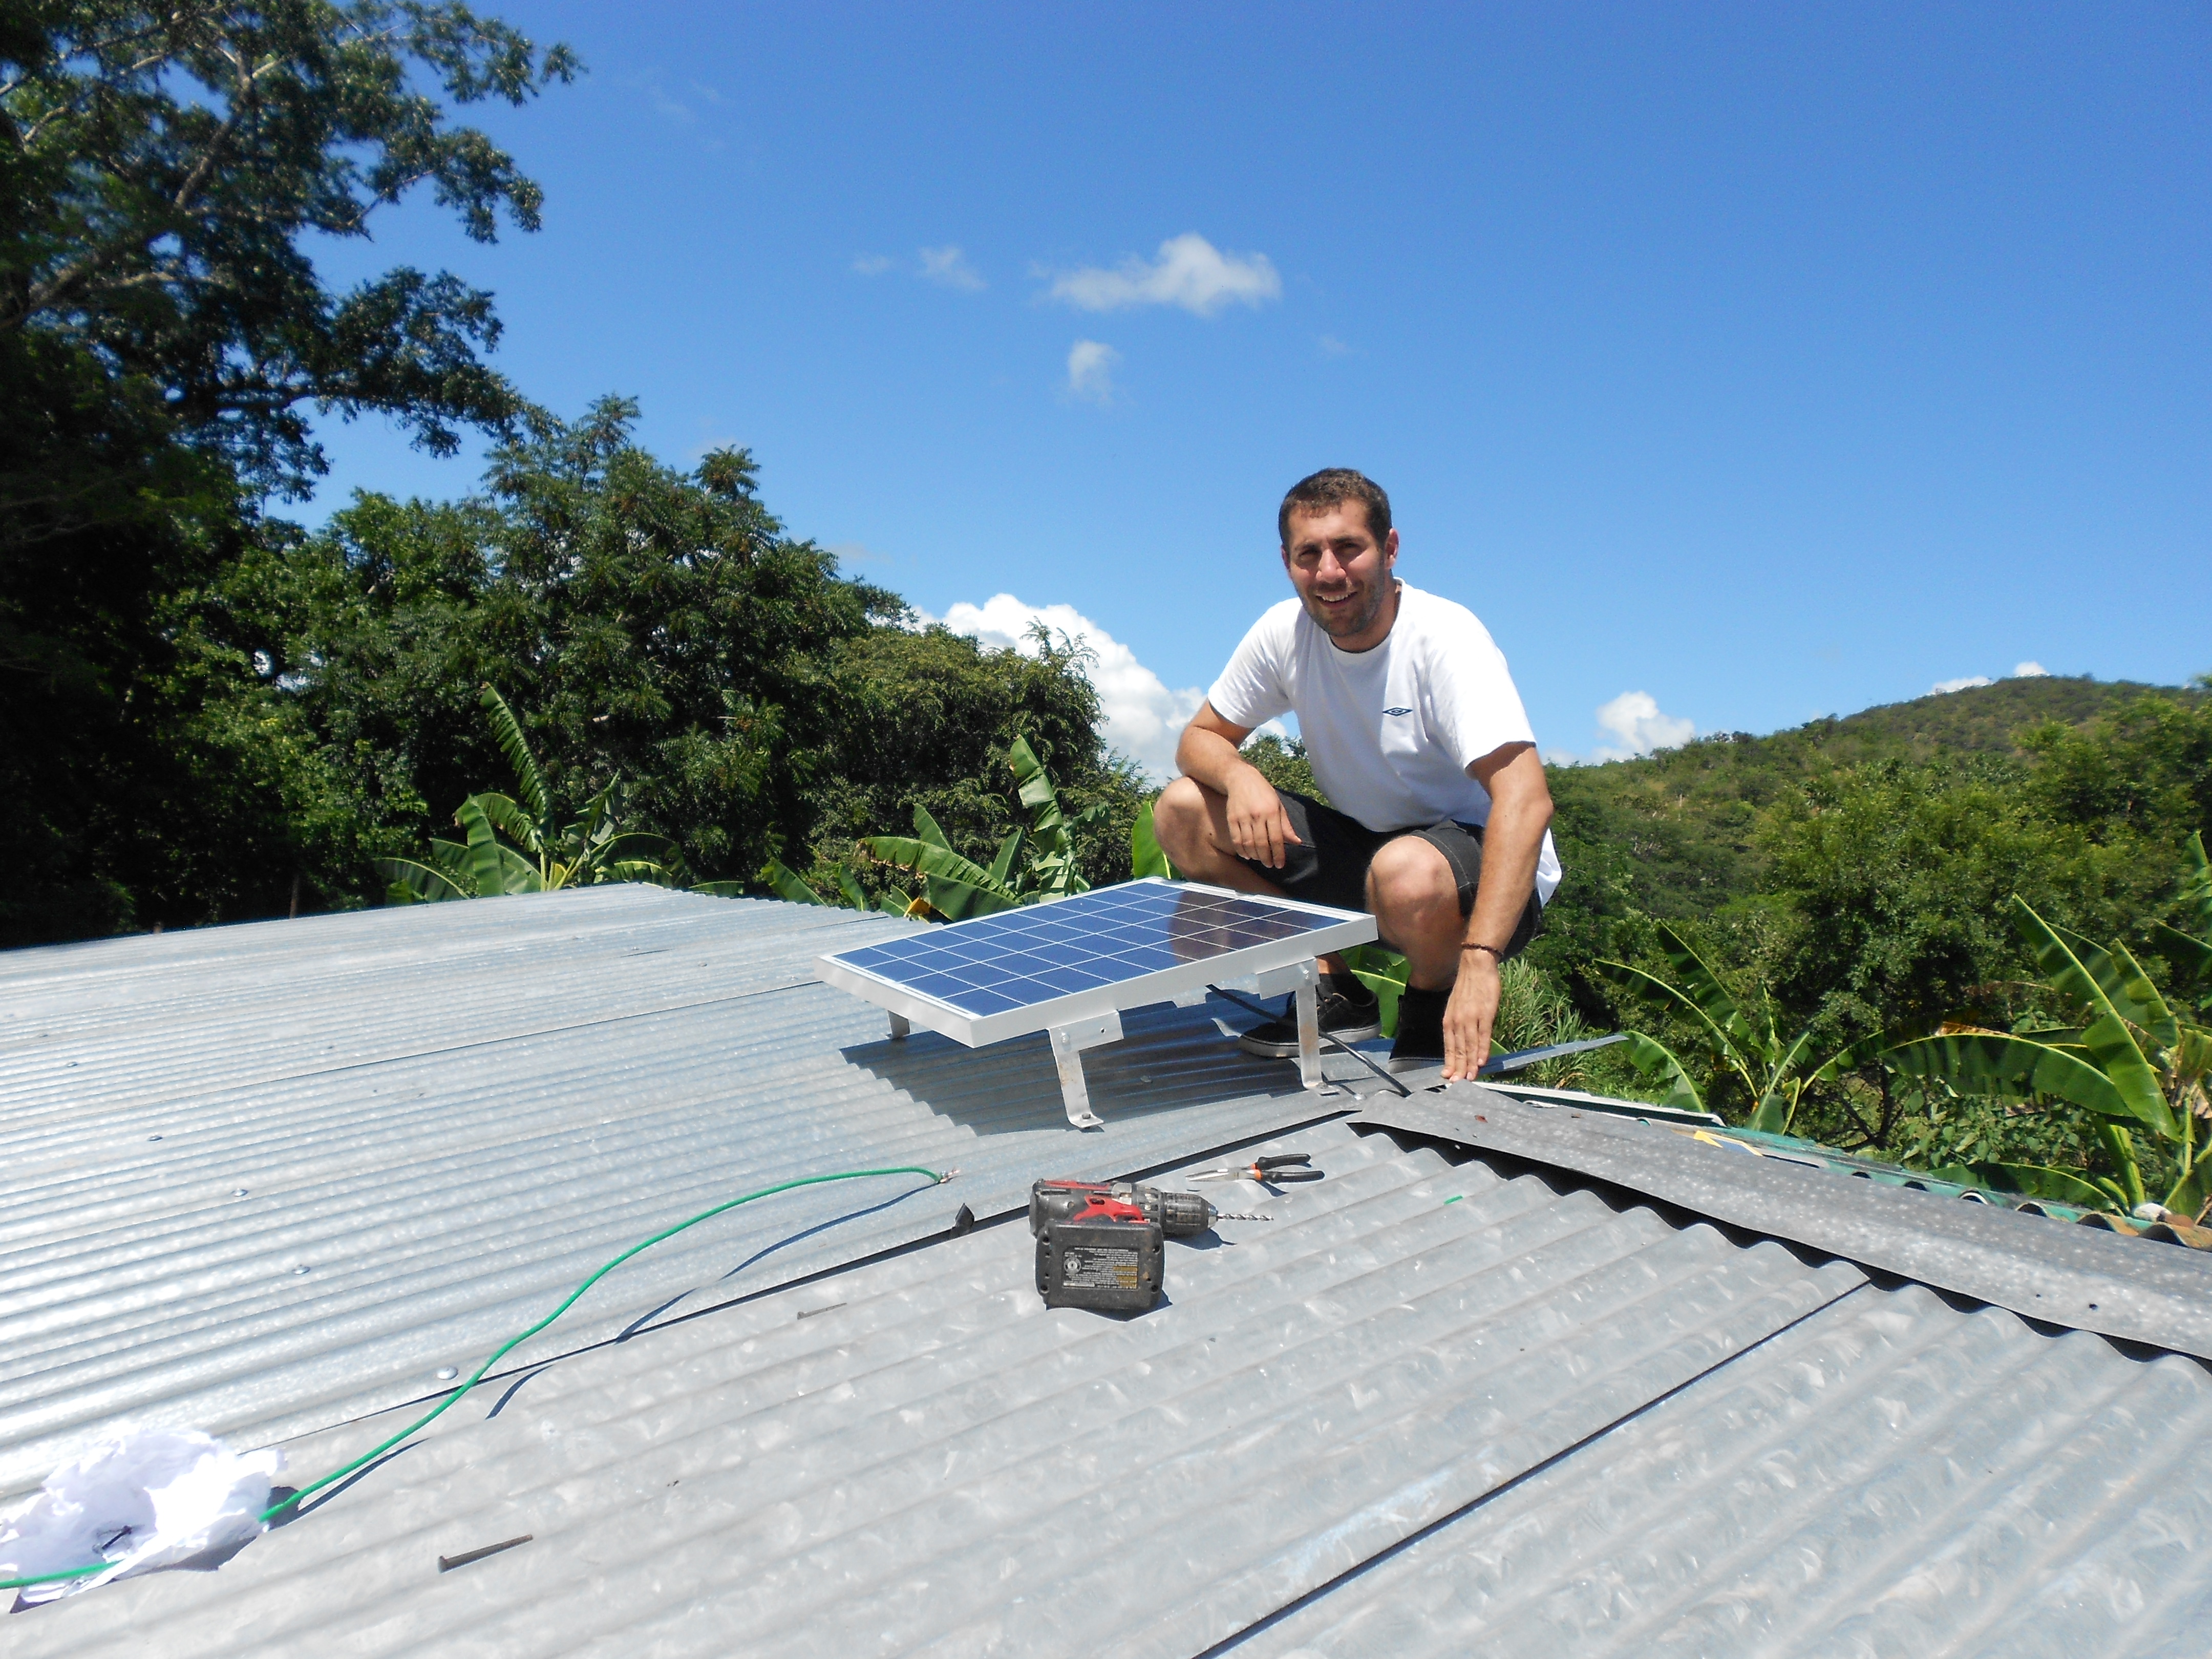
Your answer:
[1542,675,2204,932]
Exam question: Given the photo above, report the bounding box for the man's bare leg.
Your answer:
[1153,777,1349,978]
[1364,837,1463,989]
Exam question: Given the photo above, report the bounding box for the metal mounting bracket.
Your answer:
[1218,958,1325,1090]
[1048,1010,1125,1130]
[887,1012,911,1040]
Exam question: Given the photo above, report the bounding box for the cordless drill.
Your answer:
[1029,1178,1231,1312]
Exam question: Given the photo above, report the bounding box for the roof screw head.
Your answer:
[233,1188,249,1198]
[435,1367,459,1381]
[292,1265,310,1275]
[147,1134,162,1142]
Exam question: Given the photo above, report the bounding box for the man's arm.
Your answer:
[1443,741,1554,1080]
[1175,702,1303,869]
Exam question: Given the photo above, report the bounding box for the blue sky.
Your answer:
[306,3,2209,776]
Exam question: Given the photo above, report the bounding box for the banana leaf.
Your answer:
[2030,907,2178,1049]
[760,857,828,905]
[1886,1030,2171,1133]
[2152,922,2212,1003]
[691,880,749,898]
[2181,831,2211,933]
[861,835,1023,916]
[1619,1031,1706,1112]
[836,868,871,911]
[376,854,472,903]
[1598,957,1757,1097]
[1342,943,1408,1037]
[455,797,540,895]
[1653,923,1758,1053]
[480,685,553,826]
[475,791,546,862]
[1131,800,1175,880]
[2009,901,2175,1136]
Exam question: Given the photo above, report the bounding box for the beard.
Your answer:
[1303,576,1392,640]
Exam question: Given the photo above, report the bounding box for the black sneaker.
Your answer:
[1236,975,1381,1058]
[1388,986,1450,1074]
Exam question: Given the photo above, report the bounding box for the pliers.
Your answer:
[1187,1153,1323,1184]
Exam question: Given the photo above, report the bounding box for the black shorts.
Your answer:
[1234,789,1544,959]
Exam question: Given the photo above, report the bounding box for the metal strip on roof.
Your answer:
[1359,1084,2212,1358]
[0,888,1365,1500]
[5,1119,1869,1655]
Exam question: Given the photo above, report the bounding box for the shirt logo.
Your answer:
[1381,706,1412,717]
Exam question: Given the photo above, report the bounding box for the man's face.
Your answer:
[1281,501,1399,645]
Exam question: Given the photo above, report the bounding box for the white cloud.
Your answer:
[850,254,894,276]
[1046,233,1282,317]
[2012,661,2050,678]
[1556,691,1695,764]
[920,594,1202,780]
[1065,339,1120,404]
[1317,334,1352,356]
[1932,674,1995,693]
[918,245,985,291]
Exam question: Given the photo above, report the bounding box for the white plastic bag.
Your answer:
[1,1429,283,1608]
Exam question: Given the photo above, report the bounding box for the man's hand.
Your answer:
[1224,764,1301,868]
[1442,951,1501,1081]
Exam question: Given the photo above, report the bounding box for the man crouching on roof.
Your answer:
[1153,468,1562,1082]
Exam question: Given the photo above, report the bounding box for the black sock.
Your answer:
[1395,986,1448,1033]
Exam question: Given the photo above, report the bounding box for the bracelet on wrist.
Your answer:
[1461,941,1505,961]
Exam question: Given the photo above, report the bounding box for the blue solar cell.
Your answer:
[825,881,1352,1025]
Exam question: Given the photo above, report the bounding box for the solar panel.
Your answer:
[816,878,1376,1128]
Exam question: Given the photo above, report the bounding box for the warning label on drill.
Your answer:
[1062,1246,1142,1289]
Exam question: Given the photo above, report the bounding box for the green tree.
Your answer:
[2,1,577,944]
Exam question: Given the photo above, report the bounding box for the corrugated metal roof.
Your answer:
[13,1116,2209,1655]
[1363,1085,2212,1358]
[1229,1270,2212,1658]
[0,887,1366,1500]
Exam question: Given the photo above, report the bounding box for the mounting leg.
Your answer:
[887,1013,911,1040]
[1292,972,1322,1091]
[1232,958,1324,1090]
[1048,1010,1124,1130]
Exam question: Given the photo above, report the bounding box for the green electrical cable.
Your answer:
[2,1164,953,1594]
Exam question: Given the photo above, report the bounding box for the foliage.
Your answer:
[1237,733,1322,802]
[377,686,677,901]
[860,735,1107,917]
[1887,879,2212,1218]
[1130,798,1175,880]
[1598,921,1894,1130]
[1,0,578,945]
[2,1,578,507]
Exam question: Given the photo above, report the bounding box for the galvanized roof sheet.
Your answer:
[13,1116,2209,1656]
[0,887,1365,1501]
[1364,1084,2212,1358]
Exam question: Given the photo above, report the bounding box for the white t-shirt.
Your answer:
[1206,582,1563,903]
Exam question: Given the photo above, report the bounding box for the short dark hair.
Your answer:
[1278,468,1391,546]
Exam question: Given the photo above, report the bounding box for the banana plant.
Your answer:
[377,687,680,902]
[1886,886,2212,1219]
[755,855,932,919]
[1131,797,1176,880]
[2151,831,2211,1015]
[861,735,1105,916]
[1598,922,1893,1131]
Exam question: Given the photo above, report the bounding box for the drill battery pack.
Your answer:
[1030,1178,1179,1312]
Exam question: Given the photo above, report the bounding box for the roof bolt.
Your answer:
[233,1188,249,1198]
[435,1367,459,1381]
[147,1134,162,1142]
[292,1265,310,1275]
